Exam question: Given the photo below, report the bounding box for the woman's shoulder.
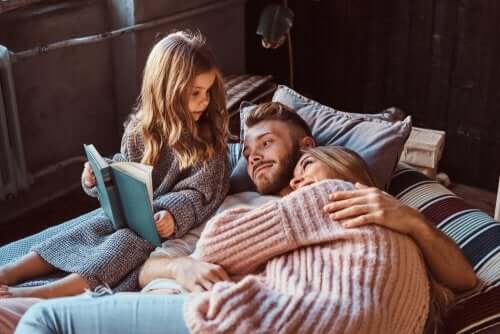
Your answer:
[306,179,356,192]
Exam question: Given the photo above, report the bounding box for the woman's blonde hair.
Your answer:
[302,146,378,187]
[134,30,229,169]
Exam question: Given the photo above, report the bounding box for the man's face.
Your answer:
[243,120,301,195]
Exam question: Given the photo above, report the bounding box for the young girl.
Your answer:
[0,30,230,299]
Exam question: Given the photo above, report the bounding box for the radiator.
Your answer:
[0,45,31,200]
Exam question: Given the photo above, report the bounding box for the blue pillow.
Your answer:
[230,85,412,193]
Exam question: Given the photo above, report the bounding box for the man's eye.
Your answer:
[263,140,272,146]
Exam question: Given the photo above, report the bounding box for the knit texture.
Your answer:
[31,117,229,291]
[185,180,430,334]
[82,117,230,237]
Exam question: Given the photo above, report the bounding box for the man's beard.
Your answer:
[256,143,302,195]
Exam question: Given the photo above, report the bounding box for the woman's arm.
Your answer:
[197,180,354,275]
[323,183,478,292]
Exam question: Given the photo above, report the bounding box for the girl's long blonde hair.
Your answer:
[135,30,229,169]
[302,146,378,187]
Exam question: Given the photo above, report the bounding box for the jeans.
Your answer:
[15,293,188,334]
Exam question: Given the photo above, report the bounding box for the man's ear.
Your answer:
[299,136,316,149]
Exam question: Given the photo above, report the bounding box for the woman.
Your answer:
[186,146,432,333]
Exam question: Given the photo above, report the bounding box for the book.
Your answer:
[83,144,162,247]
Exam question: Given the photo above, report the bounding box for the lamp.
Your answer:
[256,1,295,87]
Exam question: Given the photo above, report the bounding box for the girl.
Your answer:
[0,30,230,299]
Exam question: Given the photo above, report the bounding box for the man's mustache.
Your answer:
[253,161,274,178]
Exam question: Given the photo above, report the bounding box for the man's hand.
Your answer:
[323,183,422,235]
[169,257,230,293]
[324,182,478,292]
[154,210,175,239]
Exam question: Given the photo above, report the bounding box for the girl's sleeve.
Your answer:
[81,120,141,197]
[196,180,354,275]
[152,150,230,239]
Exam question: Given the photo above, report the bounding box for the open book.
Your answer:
[84,144,162,247]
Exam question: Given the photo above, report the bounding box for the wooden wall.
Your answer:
[246,0,500,191]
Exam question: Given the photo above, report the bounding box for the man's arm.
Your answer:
[138,256,230,293]
[323,183,478,292]
[138,220,230,292]
[138,256,175,288]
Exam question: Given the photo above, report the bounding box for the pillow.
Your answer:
[229,85,412,193]
[388,163,500,333]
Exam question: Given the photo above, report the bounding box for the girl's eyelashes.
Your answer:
[192,90,210,101]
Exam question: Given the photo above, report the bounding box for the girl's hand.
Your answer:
[169,257,230,293]
[154,210,175,238]
[323,183,423,236]
[82,162,96,188]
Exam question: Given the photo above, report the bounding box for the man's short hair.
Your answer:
[245,102,312,138]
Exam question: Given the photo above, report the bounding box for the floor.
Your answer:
[0,182,497,246]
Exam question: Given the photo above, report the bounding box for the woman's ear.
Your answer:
[299,136,316,149]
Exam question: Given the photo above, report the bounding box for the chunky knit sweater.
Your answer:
[28,117,229,291]
[82,117,230,237]
[185,180,430,334]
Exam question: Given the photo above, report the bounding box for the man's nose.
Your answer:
[249,151,263,165]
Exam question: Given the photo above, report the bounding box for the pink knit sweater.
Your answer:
[184,180,430,334]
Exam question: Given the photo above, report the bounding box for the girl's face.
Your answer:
[289,153,339,191]
[187,70,216,121]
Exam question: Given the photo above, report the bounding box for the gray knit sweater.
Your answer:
[27,118,229,291]
[82,118,230,238]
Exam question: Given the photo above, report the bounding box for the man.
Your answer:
[13,102,476,333]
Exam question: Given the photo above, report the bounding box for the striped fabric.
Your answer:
[227,143,241,172]
[388,163,500,333]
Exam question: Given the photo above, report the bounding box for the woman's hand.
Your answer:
[82,162,96,188]
[169,257,230,293]
[323,183,422,236]
[154,210,176,239]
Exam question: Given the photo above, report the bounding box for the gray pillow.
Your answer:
[230,85,412,193]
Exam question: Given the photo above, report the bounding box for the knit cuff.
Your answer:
[153,192,195,238]
[279,180,347,247]
[196,202,296,275]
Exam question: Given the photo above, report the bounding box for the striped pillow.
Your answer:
[388,163,500,333]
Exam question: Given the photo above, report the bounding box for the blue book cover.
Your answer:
[84,144,162,247]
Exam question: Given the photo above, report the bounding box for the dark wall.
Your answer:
[246,0,500,191]
[0,0,247,224]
